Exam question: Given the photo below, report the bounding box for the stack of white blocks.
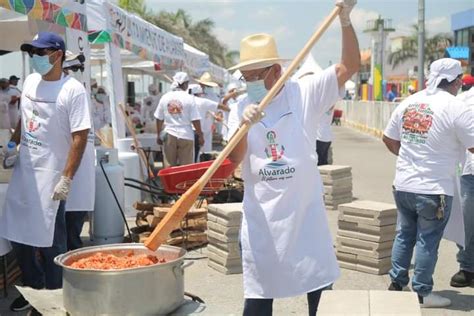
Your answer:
[318,165,353,211]
[207,203,243,274]
[336,200,397,275]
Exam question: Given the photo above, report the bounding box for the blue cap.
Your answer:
[20,32,65,53]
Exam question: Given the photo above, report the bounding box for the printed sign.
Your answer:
[104,2,184,70]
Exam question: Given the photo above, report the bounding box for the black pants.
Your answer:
[243,288,324,316]
[194,132,200,162]
[65,211,88,251]
[316,140,331,166]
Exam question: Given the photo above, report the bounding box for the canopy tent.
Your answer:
[292,52,323,79]
[0,9,38,52]
[209,62,229,85]
[184,43,210,78]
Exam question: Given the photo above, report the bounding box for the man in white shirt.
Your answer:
[0,78,12,129]
[383,58,474,308]
[0,32,91,313]
[142,83,161,130]
[155,72,204,167]
[227,0,359,314]
[450,85,474,287]
[8,75,21,129]
[189,84,231,161]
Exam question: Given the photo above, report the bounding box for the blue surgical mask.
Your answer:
[96,93,106,103]
[246,79,268,103]
[31,55,54,75]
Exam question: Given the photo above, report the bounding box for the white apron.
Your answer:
[66,129,95,212]
[443,175,465,247]
[0,91,70,247]
[241,103,339,299]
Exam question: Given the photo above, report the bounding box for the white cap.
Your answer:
[426,58,463,94]
[189,84,203,95]
[172,71,189,85]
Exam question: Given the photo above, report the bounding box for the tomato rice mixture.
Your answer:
[69,252,166,270]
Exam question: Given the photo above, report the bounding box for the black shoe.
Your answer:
[27,308,42,316]
[10,295,31,312]
[450,270,474,287]
[388,282,403,291]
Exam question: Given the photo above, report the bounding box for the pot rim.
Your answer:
[55,243,186,273]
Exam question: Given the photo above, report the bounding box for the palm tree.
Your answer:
[389,25,453,69]
[118,0,148,17]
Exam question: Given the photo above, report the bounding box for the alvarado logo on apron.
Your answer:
[258,130,296,181]
[22,109,42,148]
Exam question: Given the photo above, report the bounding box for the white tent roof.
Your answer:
[292,52,323,80]
[184,43,209,78]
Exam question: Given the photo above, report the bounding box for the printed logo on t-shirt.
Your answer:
[22,109,42,149]
[401,103,434,144]
[167,100,183,115]
[258,131,295,181]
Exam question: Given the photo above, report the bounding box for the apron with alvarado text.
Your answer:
[241,99,339,299]
[0,89,71,247]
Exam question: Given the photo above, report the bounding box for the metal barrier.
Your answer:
[336,100,399,138]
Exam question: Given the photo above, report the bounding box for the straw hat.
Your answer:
[196,72,218,88]
[229,33,287,71]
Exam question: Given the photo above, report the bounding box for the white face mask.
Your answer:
[246,79,268,103]
[92,87,98,95]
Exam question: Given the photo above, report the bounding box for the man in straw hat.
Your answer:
[383,58,474,307]
[227,1,359,314]
[155,71,204,167]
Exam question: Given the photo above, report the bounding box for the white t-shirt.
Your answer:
[316,105,335,142]
[225,94,248,141]
[228,65,342,151]
[23,73,91,134]
[384,88,474,195]
[457,87,474,176]
[194,96,218,135]
[142,94,161,122]
[155,90,200,141]
[0,91,11,129]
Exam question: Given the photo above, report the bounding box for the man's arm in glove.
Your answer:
[52,129,89,200]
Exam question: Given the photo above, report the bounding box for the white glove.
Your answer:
[51,176,72,201]
[2,149,18,169]
[336,0,356,27]
[242,104,265,125]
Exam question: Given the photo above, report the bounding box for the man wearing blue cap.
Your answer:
[0,32,91,313]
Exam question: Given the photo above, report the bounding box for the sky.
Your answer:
[144,0,473,67]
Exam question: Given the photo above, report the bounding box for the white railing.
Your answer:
[336,100,399,138]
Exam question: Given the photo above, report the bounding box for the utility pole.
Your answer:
[417,0,425,89]
[364,16,395,101]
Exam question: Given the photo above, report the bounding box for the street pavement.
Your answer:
[0,126,472,315]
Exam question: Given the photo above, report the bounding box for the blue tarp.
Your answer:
[445,46,469,59]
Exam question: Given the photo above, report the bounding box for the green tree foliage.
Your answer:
[389,25,453,69]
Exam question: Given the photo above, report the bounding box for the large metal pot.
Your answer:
[54,243,190,316]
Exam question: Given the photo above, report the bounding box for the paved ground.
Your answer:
[0,126,473,315]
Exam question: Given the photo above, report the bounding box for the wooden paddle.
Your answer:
[144,5,342,251]
[118,104,154,180]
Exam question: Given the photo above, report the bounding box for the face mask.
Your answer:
[31,54,54,76]
[246,79,268,103]
[92,87,98,95]
[96,93,105,103]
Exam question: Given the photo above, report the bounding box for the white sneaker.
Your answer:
[419,293,451,308]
